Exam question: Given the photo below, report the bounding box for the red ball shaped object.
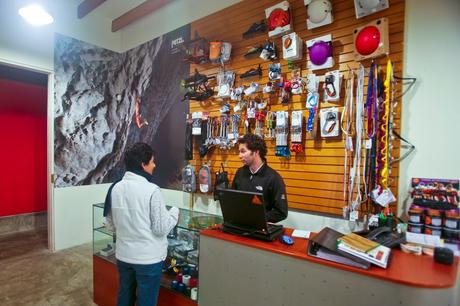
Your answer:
[268,9,290,31]
[355,26,381,56]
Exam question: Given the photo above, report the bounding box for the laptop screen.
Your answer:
[217,188,268,231]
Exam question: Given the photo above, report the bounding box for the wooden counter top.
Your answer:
[201,227,459,288]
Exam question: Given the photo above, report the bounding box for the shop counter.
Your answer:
[199,228,459,306]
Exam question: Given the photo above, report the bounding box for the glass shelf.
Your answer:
[93,202,222,301]
[171,206,223,231]
[94,226,113,237]
[92,203,222,233]
[94,202,104,209]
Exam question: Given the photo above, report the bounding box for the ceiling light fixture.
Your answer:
[18,4,54,26]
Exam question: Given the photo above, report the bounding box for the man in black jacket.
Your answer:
[232,134,288,223]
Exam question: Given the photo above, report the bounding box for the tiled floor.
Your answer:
[0,230,96,306]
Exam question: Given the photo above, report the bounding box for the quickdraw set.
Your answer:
[275,111,290,157]
[290,110,303,154]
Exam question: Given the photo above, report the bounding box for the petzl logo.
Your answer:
[171,36,184,52]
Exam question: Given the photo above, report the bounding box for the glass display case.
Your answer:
[92,203,223,301]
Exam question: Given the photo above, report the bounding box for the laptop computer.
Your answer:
[217,188,283,241]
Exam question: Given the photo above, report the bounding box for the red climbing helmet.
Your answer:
[355,25,381,56]
[268,8,290,31]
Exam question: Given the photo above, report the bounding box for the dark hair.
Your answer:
[237,134,267,161]
[124,142,155,171]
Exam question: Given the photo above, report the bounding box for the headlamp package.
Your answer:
[323,70,342,102]
[282,32,303,61]
[320,107,340,137]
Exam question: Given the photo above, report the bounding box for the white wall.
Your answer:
[0,0,122,71]
[54,184,110,250]
[398,0,460,215]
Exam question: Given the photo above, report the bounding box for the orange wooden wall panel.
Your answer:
[188,0,405,216]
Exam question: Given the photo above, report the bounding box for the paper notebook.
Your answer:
[307,227,370,270]
[338,233,380,253]
[337,242,391,269]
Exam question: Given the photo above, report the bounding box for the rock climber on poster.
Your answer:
[134,96,149,128]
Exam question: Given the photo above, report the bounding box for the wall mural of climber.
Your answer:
[54,25,190,189]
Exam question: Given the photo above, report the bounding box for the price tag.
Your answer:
[375,188,396,207]
[192,127,201,135]
[247,108,256,119]
[349,210,359,222]
[191,112,202,119]
[349,167,356,179]
[365,139,372,149]
[346,136,353,151]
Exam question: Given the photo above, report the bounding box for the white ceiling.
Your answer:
[5,0,137,18]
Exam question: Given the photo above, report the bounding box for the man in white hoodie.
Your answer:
[106,142,179,306]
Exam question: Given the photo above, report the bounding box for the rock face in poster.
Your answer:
[54,26,190,189]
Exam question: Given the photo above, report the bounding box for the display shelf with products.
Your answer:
[92,203,222,306]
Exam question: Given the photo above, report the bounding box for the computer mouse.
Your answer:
[280,235,294,245]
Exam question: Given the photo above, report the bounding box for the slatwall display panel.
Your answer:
[188,0,405,216]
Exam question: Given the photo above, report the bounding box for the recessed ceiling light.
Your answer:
[18,4,54,26]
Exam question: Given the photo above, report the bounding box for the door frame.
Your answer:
[0,59,55,252]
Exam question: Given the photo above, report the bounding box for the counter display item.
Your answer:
[411,178,459,210]
[445,210,460,230]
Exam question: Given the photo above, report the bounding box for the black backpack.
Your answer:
[214,163,229,200]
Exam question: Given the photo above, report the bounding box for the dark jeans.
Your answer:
[116,259,163,306]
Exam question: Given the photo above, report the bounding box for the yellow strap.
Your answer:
[380,59,392,188]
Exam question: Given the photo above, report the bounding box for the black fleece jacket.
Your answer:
[232,163,288,223]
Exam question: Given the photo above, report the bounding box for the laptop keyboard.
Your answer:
[266,223,283,232]
[224,222,282,233]
[223,222,284,241]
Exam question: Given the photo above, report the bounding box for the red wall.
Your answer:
[0,79,47,217]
